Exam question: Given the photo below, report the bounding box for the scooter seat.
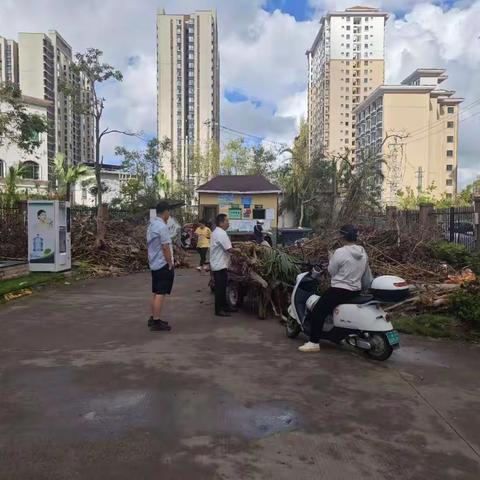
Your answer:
[344,294,375,305]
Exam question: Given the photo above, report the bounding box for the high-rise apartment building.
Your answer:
[16,31,94,182]
[355,69,463,204]
[157,9,220,187]
[0,36,19,84]
[307,6,388,160]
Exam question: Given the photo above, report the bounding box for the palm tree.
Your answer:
[1,164,25,208]
[155,171,171,198]
[53,153,89,201]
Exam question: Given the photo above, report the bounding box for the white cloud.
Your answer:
[220,9,317,103]
[0,0,479,187]
[384,2,480,187]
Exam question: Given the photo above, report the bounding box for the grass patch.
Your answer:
[0,272,66,298]
[393,314,480,342]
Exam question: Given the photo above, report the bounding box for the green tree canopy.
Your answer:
[0,82,48,153]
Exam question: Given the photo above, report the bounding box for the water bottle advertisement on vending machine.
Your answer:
[29,203,55,264]
[27,200,71,272]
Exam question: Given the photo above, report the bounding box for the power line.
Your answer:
[392,98,480,140]
[219,125,288,147]
[401,109,480,147]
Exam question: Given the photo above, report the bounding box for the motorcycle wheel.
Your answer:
[366,333,393,361]
[286,315,301,339]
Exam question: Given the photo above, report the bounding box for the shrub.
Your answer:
[450,282,480,328]
[432,241,480,273]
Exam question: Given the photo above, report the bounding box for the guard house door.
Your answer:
[202,205,218,225]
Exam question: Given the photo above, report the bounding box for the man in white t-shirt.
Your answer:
[210,213,237,317]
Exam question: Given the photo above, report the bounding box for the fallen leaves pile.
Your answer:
[72,215,189,277]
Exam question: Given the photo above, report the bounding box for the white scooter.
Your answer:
[285,265,409,361]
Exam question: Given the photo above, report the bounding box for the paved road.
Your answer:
[1,269,480,479]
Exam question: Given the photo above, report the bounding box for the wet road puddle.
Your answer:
[2,367,302,442]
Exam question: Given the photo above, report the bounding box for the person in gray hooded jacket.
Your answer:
[299,225,373,353]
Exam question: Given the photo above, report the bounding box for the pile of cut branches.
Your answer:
[228,227,477,319]
[286,227,451,283]
[72,215,189,277]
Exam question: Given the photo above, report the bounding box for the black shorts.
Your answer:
[151,265,175,295]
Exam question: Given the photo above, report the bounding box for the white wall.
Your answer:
[72,170,133,206]
[0,101,49,193]
[329,15,385,61]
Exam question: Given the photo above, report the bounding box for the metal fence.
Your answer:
[356,204,478,252]
[403,209,420,226]
[430,206,476,251]
[357,214,387,229]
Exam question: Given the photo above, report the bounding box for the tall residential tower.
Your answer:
[157,9,220,188]
[18,31,95,181]
[307,6,388,160]
[0,36,19,84]
[355,69,463,204]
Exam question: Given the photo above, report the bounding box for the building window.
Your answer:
[0,159,4,178]
[446,164,453,171]
[82,187,87,199]
[20,161,39,180]
[448,107,455,114]
[447,136,454,143]
[253,207,266,220]
[447,121,454,128]
[446,179,453,186]
[446,150,454,157]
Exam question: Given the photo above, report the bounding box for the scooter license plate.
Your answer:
[386,330,400,346]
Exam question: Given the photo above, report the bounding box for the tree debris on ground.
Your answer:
[72,215,189,277]
[226,227,478,319]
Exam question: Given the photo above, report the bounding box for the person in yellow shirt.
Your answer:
[194,220,212,271]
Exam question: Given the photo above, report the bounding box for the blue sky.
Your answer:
[2,0,477,187]
[263,0,314,21]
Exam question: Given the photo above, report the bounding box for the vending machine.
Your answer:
[27,200,71,272]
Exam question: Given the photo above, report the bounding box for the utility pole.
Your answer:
[331,157,337,220]
[415,166,424,194]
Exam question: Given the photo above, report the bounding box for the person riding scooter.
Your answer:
[298,225,373,353]
[253,220,264,244]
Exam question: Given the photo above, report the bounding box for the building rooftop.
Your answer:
[83,162,125,172]
[326,6,389,17]
[197,175,281,194]
[401,68,448,85]
[346,6,382,11]
[22,96,52,108]
[307,6,389,54]
[354,83,464,113]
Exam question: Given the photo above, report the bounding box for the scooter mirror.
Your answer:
[311,264,323,279]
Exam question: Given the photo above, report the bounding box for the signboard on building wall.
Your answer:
[228,206,242,220]
[229,220,272,232]
[243,207,252,219]
[219,204,230,215]
[219,194,235,204]
[241,196,252,207]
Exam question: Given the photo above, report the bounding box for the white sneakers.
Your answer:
[298,341,321,353]
[196,266,202,271]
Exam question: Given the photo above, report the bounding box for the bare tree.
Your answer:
[61,48,138,247]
